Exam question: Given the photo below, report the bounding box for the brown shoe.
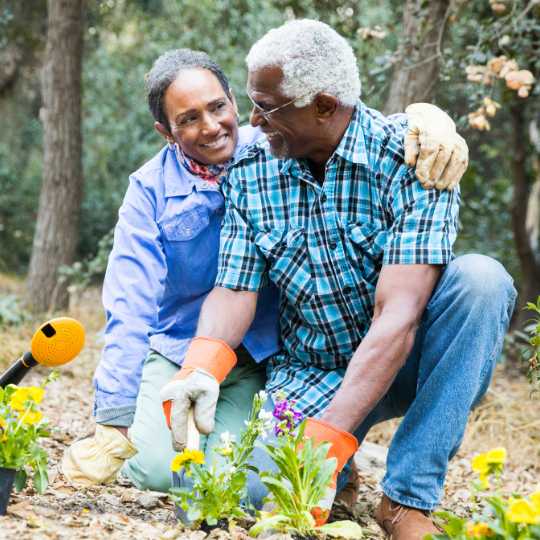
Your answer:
[334,460,360,509]
[374,494,441,540]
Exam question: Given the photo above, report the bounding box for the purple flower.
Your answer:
[272,397,304,436]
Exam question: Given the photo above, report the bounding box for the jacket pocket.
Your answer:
[161,207,210,241]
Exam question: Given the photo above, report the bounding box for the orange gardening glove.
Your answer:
[159,337,236,451]
[304,418,359,526]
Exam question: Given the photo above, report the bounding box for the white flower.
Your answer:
[257,390,268,402]
[219,431,235,446]
[258,409,273,422]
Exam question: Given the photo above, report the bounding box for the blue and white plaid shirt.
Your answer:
[216,102,460,417]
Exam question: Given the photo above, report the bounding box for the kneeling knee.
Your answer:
[450,254,516,309]
[124,455,172,493]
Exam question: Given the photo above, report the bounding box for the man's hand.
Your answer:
[405,103,468,190]
[61,424,137,485]
[160,337,237,451]
[304,418,359,526]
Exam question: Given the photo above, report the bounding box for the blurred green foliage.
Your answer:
[0,0,536,290]
[0,294,30,328]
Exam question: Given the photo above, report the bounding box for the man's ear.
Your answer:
[314,93,339,120]
[155,121,173,144]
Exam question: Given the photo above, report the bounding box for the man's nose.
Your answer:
[250,106,266,128]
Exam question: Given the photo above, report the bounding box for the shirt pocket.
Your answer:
[160,207,218,297]
[255,228,314,305]
[161,207,210,241]
[344,221,385,284]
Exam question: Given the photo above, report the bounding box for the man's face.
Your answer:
[162,68,238,165]
[247,66,318,160]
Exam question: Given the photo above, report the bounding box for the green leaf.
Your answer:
[13,469,27,491]
[249,514,291,537]
[32,463,48,494]
[318,520,363,539]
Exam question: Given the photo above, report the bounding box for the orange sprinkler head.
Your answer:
[30,317,85,367]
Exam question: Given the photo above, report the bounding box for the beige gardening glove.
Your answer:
[405,103,469,190]
[61,424,137,485]
[160,337,237,451]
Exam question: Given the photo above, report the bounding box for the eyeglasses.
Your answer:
[246,90,312,120]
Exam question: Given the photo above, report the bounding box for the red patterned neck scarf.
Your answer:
[173,143,232,185]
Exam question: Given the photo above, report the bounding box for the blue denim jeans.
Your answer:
[176,254,516,513]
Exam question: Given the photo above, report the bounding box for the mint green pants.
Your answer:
[122,351,266,492]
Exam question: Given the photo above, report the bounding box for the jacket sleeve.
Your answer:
[92,173,167,427]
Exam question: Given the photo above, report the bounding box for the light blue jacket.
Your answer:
[93,126,280,427]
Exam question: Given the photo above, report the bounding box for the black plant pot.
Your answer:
[0,467,16,515]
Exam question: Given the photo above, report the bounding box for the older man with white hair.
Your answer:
[161,19,516,540]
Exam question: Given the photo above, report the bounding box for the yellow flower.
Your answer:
[485,447,506,465]
[9,386,44,411]
[472,453,489,474]
[530,491,540,514]
[19,409,43,425]
[0,416,6,429]
[506,499,540,525]
[27,387,45,404]
[471,448,506,487]
[10,388,31,411]
[466,521,494,538]
[170,449,205,472]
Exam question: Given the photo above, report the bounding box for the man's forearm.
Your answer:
[322,310,417,433]
[322,264,441,433]
[196,286,258,348]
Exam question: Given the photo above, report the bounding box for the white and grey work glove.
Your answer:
[160,337,238,451]
[405,103,469,190]
[160,368,220,451]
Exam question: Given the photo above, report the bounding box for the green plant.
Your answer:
[169,390,272,527]
[524,296,540,390]
[0,295,30,328]
[250,396,363,539]
[0,372,57,493]
[58,229,114,293]
[428,448,540,540]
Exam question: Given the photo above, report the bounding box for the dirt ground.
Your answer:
[0,276,539,540]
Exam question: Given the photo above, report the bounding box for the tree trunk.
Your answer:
[384,0,451,114]
[25,0,84,312]
[510,103,540,329]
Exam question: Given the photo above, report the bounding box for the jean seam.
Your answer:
[381,482,438,511]
[479,290,515,381]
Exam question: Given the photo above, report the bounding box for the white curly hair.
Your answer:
[246,19,361,108]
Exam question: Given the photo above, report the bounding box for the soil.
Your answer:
[0,280,539,539]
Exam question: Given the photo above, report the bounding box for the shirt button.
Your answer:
[320,194,327,203]
[343,285,352,294]
[329,241,337,250]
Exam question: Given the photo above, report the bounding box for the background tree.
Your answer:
[25,0,84,312]
[384,0,452,114]
[449,0,540,327]
[0,0,537,333]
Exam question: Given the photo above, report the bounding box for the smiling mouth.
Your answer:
[200,133,229,149]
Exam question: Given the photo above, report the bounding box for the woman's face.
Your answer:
[159,68,239,165]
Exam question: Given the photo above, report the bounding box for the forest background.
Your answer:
[0,0,539,328]
[0,2,539,537]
